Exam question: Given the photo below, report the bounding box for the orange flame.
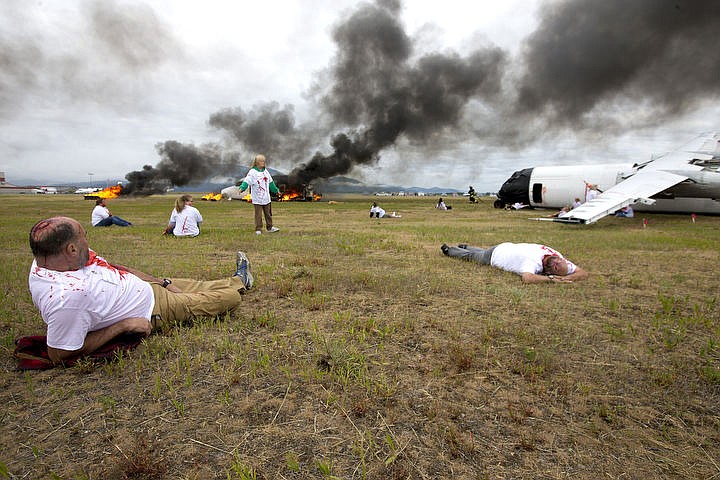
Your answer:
[279,191,301,202]
[201,192,223,201]
[277,190,322,202]
[93,185,122,199]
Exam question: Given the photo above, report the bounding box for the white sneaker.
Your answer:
[268,226,280,233]
[255,230,262,235]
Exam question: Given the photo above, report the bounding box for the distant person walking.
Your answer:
[163,194,203,237]
[237,154,280,235]
[468,186,478,203]
[91,198,132,227]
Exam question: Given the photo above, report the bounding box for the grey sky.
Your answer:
[1,0,718,191]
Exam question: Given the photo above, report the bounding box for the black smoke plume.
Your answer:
[123,141,237,195]
[135,0,720,190]
[515,0,720,124]
[284,2,506,184]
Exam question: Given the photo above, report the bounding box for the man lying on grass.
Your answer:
[441,242,589,283]
[28,216,254,365]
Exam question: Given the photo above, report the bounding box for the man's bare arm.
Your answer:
[110,263,160,283]
[564,267,589,282]
[110,263,182,293]
[47,317,151,364]
[521,269,589,284]
[521,272,555,284]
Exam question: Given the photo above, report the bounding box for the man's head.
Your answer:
[95,198,106,206]
[542,255,569,276]
[30,217,89,269]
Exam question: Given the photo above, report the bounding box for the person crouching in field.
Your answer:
[441,242,589,284]
[163,194,203,237]
[29,216,254,365]
[237,154,280,235]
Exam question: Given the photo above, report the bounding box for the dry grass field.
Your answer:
[0,193,718,479]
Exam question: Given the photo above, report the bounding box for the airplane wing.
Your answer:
[547,132,720,224]
[550,169,692,224]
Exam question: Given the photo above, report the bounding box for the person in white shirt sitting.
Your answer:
[163,195,203,237]
[91,198,132,227]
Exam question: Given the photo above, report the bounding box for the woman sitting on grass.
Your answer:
[163,194,203,237]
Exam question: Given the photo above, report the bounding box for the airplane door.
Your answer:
[532,183,543,204]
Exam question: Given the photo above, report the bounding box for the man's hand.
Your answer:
[521,272,581,284]
[564,266,589,282]
[123,317,152,335]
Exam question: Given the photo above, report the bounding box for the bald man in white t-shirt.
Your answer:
[441,242,589,284]
[28,216,255,364]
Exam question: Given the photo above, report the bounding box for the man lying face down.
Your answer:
[441,242,589,284]
[28,216,254,364]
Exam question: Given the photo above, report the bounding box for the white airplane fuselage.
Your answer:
[496,163,720,214]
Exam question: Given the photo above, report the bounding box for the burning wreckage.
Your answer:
[80,167,321,203]
[82,184,123,200]
[80,181,319,203]
[212,175,321,202]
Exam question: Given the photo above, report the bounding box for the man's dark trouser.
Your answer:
[253,203,272,231]
[445,245,497,265]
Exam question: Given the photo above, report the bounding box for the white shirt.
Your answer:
[490,243,577,276]
[170,205,203,236]
[244,168,274,205]
[29,250,154,350]
[91,205,110,226]
[370,205,386,217]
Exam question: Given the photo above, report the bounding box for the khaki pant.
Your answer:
[150,277,245,330]
[253,203,273,231]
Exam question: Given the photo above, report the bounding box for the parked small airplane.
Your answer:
[495,132,720,224]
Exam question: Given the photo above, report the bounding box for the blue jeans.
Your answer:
[94,216,132,227]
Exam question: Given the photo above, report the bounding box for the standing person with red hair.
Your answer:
[237,154,280,235]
